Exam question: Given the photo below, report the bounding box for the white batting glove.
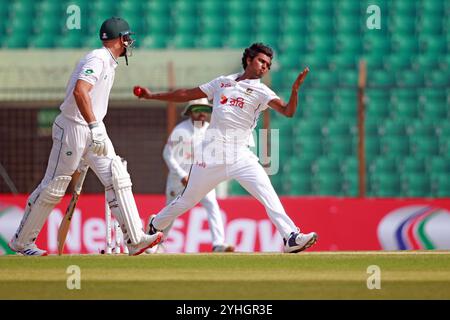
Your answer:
[88,121,108,156]
[76,158,89,172]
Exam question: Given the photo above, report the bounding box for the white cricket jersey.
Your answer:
[59,47,118,125]
[199,73,279,148]
[163,119,209,179]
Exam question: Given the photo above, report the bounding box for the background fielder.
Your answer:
[137,43,317,253]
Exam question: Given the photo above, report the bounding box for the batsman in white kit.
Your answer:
[137,43,317,253]
[8,17,162,256]
[149,98,234,253]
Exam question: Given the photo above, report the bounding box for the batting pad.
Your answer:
[15,175,72,247]
[110,156,143,245]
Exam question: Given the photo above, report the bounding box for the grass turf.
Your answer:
[1,252,449,300]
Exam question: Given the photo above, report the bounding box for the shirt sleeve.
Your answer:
[199,76,222,100]
[260,86,280,111]
[162,131,189,179]
[77,56,104,86]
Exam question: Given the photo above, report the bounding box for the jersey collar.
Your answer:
[229,73,261,85]
[104,46,119,67]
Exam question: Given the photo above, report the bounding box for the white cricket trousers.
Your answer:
[166,180,226,246]
[153,151,298,240]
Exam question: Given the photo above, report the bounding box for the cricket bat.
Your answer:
[57,163,89,255]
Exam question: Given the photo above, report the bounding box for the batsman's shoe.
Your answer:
[8,240,48,256]
[283,231,318,253]
[127,232,163,256]
[212,244,235,252]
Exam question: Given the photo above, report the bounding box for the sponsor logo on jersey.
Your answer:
[245,88,254,95]
[220,95,228,104]
[220,83,232,88]
[66,151,73,156]
[377,205,450,250]
[220,95,245,108]
[84,69,94,75]
[229,97,245,108]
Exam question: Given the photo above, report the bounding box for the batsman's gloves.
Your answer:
[88,121,109,156]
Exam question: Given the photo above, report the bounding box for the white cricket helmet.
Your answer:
[181,98,212,116]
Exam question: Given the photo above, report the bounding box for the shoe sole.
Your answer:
[19,251,49,256]
[289,233,318,254]
[131,233,163,256]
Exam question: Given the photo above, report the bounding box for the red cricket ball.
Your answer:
[133,86,143,97]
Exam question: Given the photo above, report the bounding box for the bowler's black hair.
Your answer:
[242,43,273,69]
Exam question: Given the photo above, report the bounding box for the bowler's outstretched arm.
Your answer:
[139,87,207,102]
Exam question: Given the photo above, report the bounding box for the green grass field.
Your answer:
[1,252,449,300]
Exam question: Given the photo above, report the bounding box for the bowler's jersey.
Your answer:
[59,47,118,125]
[199,73,279,148]
[163,119,209,179]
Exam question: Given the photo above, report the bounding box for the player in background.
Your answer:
[148,98,234,253]
[135,43,317,253]
[9,17,162,256]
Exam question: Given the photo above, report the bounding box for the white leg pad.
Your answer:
[14,176,72,247]
[109,156,144,245]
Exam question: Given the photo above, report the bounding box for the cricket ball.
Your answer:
[133,86,143,97]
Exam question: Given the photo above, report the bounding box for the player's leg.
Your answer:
[10,116,83,255]
[160,179,184,235]
[200,190,234,252]
[145,178,182,253]
[149,164,226,235]
[85,140,162,255]
[230,156,317,253]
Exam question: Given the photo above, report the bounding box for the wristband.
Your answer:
[88,121,99,129]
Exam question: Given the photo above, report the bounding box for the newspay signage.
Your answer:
[1,195,450,255]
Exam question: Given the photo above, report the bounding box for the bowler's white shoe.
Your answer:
[8,239,48,256]
[283,231,318,253]
[144,215,170,254]
[145,243,166,254]
[127,232,163,256]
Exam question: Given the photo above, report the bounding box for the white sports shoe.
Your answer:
[127,232,163,256]
[8,239,48,256]
[283,231,318,253]
[145,243,166,254]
